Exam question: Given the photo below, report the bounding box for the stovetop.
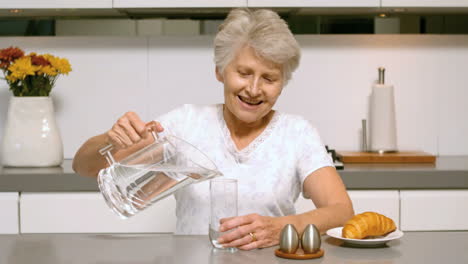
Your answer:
[325,145,344,170]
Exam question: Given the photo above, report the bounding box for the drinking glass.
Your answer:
[209,178,238,251]
[98,132,221,219]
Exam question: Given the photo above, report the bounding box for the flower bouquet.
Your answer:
[0,46,71,96]
[0,46,71,167]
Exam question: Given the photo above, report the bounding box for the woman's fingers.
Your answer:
[222,232,258,248]
[112,124,134,147]
[238,240,261,251]
[125,112,148,140]
[218,214,281,250]
[106,111,163,150]
[218,221,255,243]
[140,120,164,139]
[115,117,142,145]
[106,130,126,149]
[219,216,237,224]
[219,214,255,232]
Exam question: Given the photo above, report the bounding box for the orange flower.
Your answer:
[30,54,51,67]
[1,47,72,96]
[0,46,24,69]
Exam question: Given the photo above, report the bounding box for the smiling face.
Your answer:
[216,45,284,127]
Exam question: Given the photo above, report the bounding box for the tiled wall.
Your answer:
[0,35,467,160]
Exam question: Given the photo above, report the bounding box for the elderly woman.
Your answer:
[73,8,354,250]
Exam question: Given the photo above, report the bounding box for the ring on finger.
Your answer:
[249,232,257,242]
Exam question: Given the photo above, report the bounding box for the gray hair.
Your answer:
[214,8,301,85]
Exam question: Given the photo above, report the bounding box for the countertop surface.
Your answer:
[0,232,467,264]
[1,156,468,192]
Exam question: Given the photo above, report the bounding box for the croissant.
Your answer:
[342,212,396,239]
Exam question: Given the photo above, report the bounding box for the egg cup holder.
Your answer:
[275,248,324,260]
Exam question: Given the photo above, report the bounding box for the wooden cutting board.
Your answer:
[336,151,436,163]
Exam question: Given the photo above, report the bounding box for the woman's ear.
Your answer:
[215,67,224,83]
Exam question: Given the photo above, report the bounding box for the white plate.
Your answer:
[326,227,404,247]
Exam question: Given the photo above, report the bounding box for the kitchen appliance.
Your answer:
[325,146,344,170]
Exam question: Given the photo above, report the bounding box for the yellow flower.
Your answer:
[38,65,58,76]
[7,56,38,82]
[44,54,72,75]
[2,48,72,96]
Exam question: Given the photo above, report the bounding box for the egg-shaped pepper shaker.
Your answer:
[301,224,321,254]
[279,224,300,254]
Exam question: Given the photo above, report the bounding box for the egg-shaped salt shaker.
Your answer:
[301,224,321,254]
[279,224,299,254]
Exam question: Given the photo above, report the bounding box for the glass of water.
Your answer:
[209,178,238,251]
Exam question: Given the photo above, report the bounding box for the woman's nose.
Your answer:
[246,77,261,96]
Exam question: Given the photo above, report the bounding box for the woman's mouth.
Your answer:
[238,95,263,106]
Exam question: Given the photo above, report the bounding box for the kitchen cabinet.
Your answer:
[113,0,247,8]
[17,190,468,233]
[381,0,468,7]
[400,190,468,231]
[0,193,19,234]
[0,0,112,8]
[295,190,400,228]
[20,192,176,233]
[21,191,398,233]
[247,0,380,8]
[347,190,400,228]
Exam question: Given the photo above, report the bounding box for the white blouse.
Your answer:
[156,104,333,234]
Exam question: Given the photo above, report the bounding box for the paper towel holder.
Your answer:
[367,67,398,154]
[362,118,397,154]
[378,67,385,85]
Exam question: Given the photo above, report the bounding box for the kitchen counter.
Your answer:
[1,156,467,192]
[0,232,466,263]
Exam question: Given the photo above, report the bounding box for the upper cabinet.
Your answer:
[2,0,468,18]
[247,0,380,8]
[1,0,112,8]
[381,0,468,7]
[113,0,247,8]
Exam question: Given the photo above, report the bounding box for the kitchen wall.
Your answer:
[0,35,467,160]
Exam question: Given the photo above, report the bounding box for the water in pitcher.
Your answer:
[98,163,221,219]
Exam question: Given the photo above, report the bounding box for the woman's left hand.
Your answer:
[217,213,283,250]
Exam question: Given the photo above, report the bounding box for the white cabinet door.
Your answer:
[381,0,468,7]
[348,190,400,228]
[1,0,112,8]
[20,192,176,233]
[0,193,19,234]
[114,0,247,8]
[295,190,400,228]
[400,190,468,231]
[248,0,379,8]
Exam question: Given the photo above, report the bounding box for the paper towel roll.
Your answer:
[370,84,397,152]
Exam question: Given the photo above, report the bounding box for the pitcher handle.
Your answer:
[98,121,160,166]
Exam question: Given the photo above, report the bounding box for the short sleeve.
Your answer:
[296,119,334,197]
[154,104,192,138]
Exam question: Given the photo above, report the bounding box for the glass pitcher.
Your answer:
[97,130,222,219]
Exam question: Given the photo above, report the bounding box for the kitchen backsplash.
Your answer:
[0,35,467,159]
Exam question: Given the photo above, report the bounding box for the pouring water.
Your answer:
[97,134,222,219]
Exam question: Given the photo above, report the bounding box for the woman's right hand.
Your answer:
[106,111,164,150]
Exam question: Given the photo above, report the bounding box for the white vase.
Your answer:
[1,96,63,167]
